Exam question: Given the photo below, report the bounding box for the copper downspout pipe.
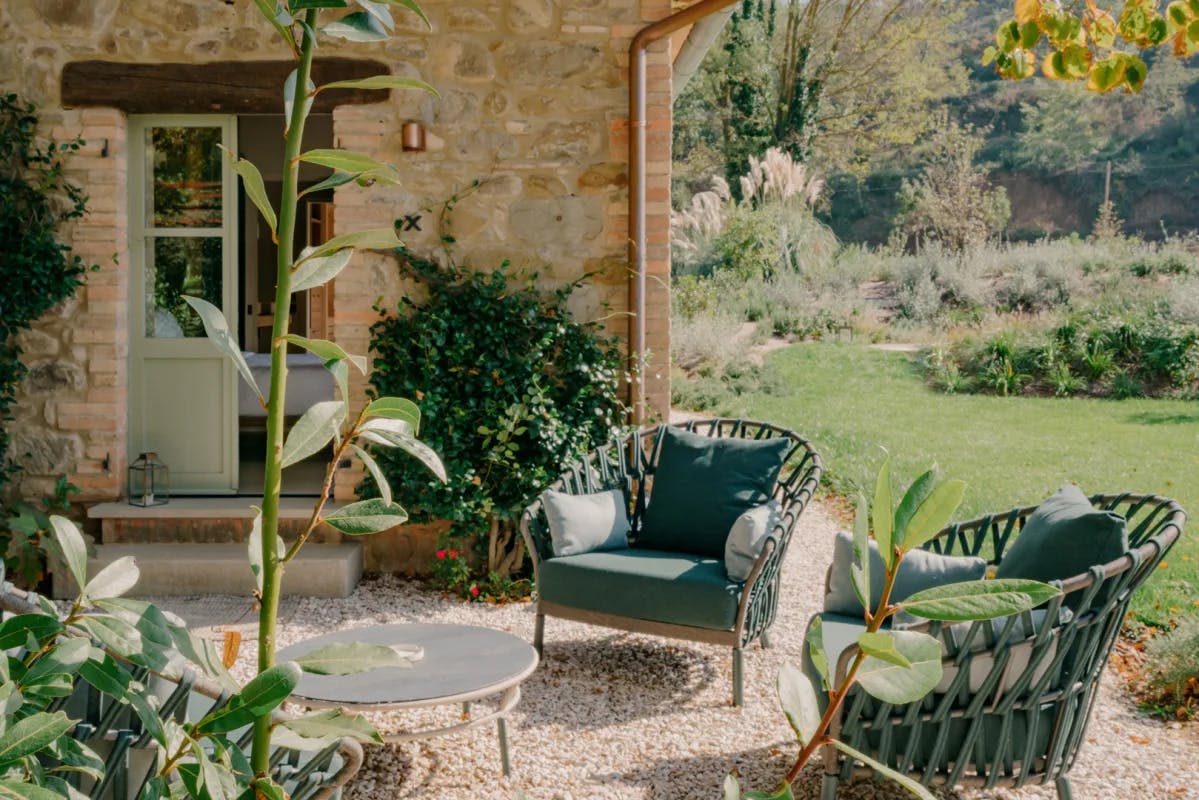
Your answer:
[628,0,740,424]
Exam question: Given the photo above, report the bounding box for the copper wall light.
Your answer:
[401,121,426,152]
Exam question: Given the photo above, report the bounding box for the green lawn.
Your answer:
[732,343,1199,628]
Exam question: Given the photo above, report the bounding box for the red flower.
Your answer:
[469,585,480,597]
[448,549,460,560]
[436,549,447,560]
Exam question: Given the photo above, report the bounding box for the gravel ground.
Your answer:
[179,501,1198,800]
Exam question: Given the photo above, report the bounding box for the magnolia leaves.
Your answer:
[983,0,1199,92]
[182,297,265,406]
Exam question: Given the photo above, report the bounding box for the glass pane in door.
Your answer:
[145,237,223,337]
[149,127,223,228]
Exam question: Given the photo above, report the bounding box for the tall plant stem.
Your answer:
[783,550,906,785]
[252,9,318,777]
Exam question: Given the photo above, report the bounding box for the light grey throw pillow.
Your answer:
[543,489,631,558]
[724,500,780,581]
[824,532,987,617]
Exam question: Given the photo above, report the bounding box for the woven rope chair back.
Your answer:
[827,493,1185,792]
[523,418,821,567]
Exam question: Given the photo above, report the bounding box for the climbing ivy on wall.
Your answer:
[0,94,94,491]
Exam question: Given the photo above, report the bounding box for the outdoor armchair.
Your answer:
[807,493,1185,800]
[520,418,822,706]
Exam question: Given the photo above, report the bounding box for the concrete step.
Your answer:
[53,542,362,599]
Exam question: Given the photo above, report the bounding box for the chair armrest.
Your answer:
[734,534,782,644]
[519,499,550,585]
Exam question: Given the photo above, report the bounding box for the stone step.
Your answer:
[53,542,362,599]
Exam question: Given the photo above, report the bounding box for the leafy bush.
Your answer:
[1,475,80,589]
[0,95,93,492]
[369,254,624,580]
[1141,620,1199,720]
[925,310,1199,399]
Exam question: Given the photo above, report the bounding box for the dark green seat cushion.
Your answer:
[538,548,743,630]
[824,532,987,617]
[639,426,791,559]
[996,484,1128,609]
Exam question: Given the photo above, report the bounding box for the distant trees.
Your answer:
[894,116,1011,251]
[674,0,967,198]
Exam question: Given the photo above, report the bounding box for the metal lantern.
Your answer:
[128,452,169,507]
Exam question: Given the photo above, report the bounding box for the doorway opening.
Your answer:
[236,114,336,496]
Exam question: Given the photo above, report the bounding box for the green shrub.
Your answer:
[368,254,624,580]
[1141,620,1199,720]
[0,94,94,492]
[926,310,1199,399]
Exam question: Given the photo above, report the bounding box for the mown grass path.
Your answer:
[738,343,1199,627]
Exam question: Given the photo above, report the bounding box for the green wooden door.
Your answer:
[128,116,238,493]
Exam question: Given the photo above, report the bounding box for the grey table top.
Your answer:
[277,623,539,708]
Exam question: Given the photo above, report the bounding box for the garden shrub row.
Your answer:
[923,310,1199,399]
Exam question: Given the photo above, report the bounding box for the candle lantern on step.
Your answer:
[128,452,169,507]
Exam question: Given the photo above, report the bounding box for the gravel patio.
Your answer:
[169,501,1198,800]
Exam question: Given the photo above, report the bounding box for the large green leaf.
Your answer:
[77,615,144,664]
[94,598,173,652]
[777,663,822,747]
[49,515,88,594]
[327,357,350,403]
[298,170,358,199]
[299,228,402,263]
[279,708,383,744]
[298,149,399,179]
[899,579,1062,621]
[21,638,90,688]
[850,493,871,614]
[291,248,353,294]
[290,0,348,8]
[0,711,74,768]
[376,0,430,28]
[0,615,61,650]
[246,509,285,596]
[169,628,239,693]
[281,400,346,468]
[295,641,415,675]
[282,67,315,135]
[871,456,893,567]
[321,10,389,41]
[182,296,264,404]
[198,663,301,734]
[282,335,367,373]
[78,653,131,699]
[350,444,392,507]
[318,75,438,96]
[892,467,938,559]
[0,779,70,800]
[831,739,935,800]
[220,146,276,236]
[898,479,966,551]
[252,778,288,800]
[745,784,796,800]
[350,0,394,31]
[855,630,942,706]
[252,0,297,51]
[43,735,104,782]
[83,556,139,600]
[356,419,447,482]
[362,396,421,430]
[857,632,911,669]
[807,616,830,691]
[321,499,408,535]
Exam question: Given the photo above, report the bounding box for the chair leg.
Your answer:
[533,613,545,658]
[732,647,744,707]
[820,773,838,800]
[1055,775,1074,800]
[760,627,773,649]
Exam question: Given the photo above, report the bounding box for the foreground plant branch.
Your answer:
[184,0,445,783]
[727,458,1060,800]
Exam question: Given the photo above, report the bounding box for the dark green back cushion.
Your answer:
[996,484,1128,608]
[638,426,790,558]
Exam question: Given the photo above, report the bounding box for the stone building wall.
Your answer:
[0,0,673,505]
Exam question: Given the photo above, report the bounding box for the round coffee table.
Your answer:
[277,623,538,776]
